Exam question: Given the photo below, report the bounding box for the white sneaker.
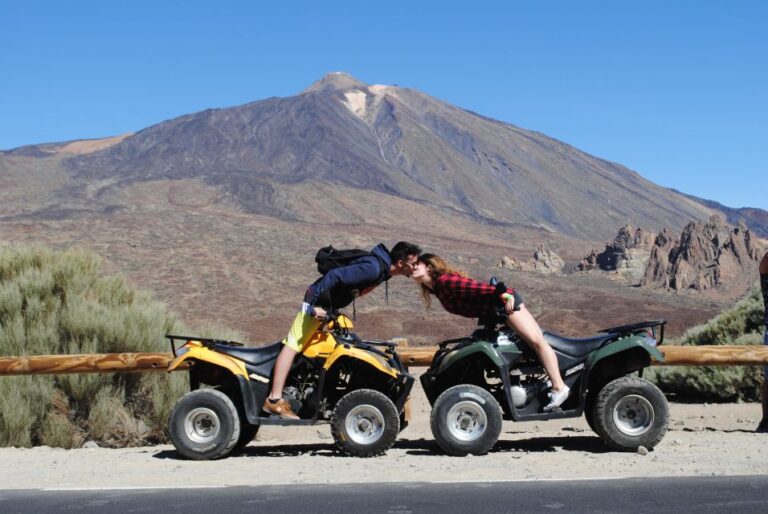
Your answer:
[543,385,570,411]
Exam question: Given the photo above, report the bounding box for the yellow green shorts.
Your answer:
[281,310,322,352]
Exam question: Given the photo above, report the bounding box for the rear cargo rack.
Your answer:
[598,320,666,344]
[165,334,245,357]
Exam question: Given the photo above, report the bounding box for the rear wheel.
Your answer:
[584,387,599,433]
[430,384,502,456]
[331,389,400,457]
[169,389,241,460]
[233,423,260,452]
[593,376,669,451]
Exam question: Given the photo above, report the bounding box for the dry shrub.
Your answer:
[40,412,81,449]
[646,285,765,402]
[0,243,199,447]
[0,375,54,447]
[88,387,148,447]
[39,390,84,449]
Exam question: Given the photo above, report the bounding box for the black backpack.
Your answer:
[315,246,377,275]
[314,245,390,317]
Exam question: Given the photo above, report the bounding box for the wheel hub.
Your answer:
[613,394,654,436]
[446,401,487,442]
[345,405,385,445]
[184,407,221,444]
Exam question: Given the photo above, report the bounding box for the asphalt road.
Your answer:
[2,475,767,513]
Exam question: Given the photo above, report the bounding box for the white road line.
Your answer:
[39,475,705,491]
[42,485,227,492]
[430,475,679,484]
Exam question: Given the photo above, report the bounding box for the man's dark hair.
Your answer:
[390,241,421,262]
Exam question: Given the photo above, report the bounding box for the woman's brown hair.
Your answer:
[418,253,467,308]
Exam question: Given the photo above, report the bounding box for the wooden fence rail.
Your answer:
[0,353,181,376]
[399,345,768,367]
[653,345,768,366]
[1,345,768,376]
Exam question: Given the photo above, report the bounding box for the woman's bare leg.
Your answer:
[506,304,566,391]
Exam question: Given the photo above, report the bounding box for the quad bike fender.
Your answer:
[323,346,399,379]
[433,342,506,375]
[588,334,665,369]
[167,344,249,379]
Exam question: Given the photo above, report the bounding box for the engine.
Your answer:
[283,367,319,414]
[508,369,550,408]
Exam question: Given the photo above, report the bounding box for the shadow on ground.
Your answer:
[152,434,616,460]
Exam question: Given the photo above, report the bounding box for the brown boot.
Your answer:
[263,397,299,420]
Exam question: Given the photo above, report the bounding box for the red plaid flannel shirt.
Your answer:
[433,273,513,319]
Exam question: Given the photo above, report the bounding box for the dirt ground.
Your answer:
[1,375,766,490]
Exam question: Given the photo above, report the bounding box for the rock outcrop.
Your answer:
[641,216,760,292]
[500,245,564,275]
[578,225,655,282]
[532,246,566,274]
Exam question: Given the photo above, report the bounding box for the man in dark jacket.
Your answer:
[264,241,421,419]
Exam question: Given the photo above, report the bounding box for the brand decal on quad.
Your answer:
[565,363,585,377]
[249,373,270,383]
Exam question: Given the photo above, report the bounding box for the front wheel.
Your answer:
[593,376,669,451]
[168,389,241,460]
[331,389,400,457]
[430,384,503,456]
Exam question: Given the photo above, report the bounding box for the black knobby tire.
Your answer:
[331,389,400,458]
[584,387,600,433]
[228,387,259,453]
[593,376,669,451]
[169,389,241,460]
[430,384,503,456]
[233,424,260,452]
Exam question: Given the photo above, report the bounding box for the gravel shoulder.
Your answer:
[1,384,766,490]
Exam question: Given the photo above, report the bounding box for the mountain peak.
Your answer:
[303,72,368,93]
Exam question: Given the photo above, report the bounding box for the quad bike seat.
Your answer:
[213,341,283,367]
[543,332,615,358]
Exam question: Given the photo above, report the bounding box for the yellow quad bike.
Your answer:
[165,312,414,460]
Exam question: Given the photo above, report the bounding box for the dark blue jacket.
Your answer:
[304,243,391,310]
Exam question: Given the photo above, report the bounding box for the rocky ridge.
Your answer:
[576,218,763,296]
[578,225,656,283]
[641,215,761,293]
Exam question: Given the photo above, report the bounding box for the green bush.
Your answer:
[646,285,765,401]
[0,244,230,448]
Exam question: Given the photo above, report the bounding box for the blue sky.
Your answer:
[1,1,766,209]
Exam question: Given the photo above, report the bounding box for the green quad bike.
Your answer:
[421,289,670,456]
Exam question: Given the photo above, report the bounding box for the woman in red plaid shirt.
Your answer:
[412,253,570,411]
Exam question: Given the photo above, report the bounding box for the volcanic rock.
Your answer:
[641,216,761,293]
[533,246,565,274]
[578,225,655,282]
[500,245,564,274]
